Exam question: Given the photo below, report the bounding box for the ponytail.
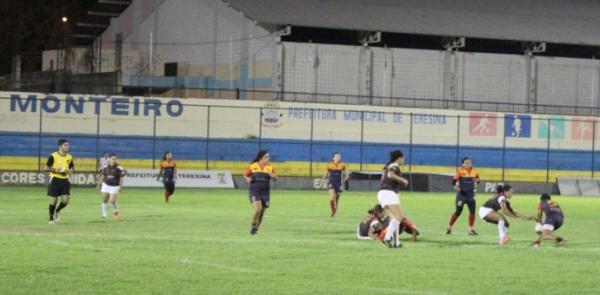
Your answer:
[368,204,384,215]
[386,150,404,166]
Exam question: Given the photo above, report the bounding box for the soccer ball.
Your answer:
[534,223,543,234]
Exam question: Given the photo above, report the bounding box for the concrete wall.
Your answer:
[279,42,600,111]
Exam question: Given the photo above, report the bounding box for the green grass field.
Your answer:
[1,187,599,294]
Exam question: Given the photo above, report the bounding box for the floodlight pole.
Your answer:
[443,37,465,109]
[524,42,546,113]
[358,32,380,104]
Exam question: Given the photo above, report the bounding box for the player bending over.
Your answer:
[478,184,534,245]
[532,194,566,247]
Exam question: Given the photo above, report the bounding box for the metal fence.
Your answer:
[3,72,600,116]
[0,96,598,183]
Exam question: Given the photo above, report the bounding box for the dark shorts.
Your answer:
[545,216,563,231]
[456,192,475,202]
[249,192,270,208]
[358,222,370,237]
[456,194,476,208]
[163,180,175,193]
[47,178,71,197]
[328,182,342,193]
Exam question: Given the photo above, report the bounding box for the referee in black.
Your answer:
[46,139,74,224]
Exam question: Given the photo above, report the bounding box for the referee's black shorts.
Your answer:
[47,178,71,197]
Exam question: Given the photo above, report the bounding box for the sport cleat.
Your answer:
[468,229,478,236]
[499,236,511,245]
[414,227,421,236]
[53,211,60,223]
[446,228,452,235]
[48,220,55,225]
[556,237,567,247]
[112,211,120,220]
[410,227,421,241]
[250,224,258,235]
[382,238,394,248]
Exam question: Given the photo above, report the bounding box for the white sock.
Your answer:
[395,219,404,246]
[384,219,400,241]
[101,203,108,218]
[498,220,507,239]
[112,202,119,213]
[394,231,401,247]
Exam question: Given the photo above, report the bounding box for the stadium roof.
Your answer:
[72,0,131,46]
[228,0,600,46]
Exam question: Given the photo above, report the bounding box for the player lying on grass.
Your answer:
[357,204,386,240]
[478,184,534,245]
[356,204,420,242]
[532,194,566,247]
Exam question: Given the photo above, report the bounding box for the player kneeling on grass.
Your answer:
[479,184,534,245]
[398,217,420,242]
[532,194,565,247]
[357,205,420,242]
[97,154,127,220]
[377,217,421,242]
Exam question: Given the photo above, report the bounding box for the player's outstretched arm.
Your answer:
[500,202,519,219]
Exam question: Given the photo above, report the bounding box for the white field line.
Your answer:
[355,286,449,295]
[4,230,597,252]
[179,258,256,273]
[46,239,111,251]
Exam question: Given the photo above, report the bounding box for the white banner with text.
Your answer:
[124,169,234,188]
